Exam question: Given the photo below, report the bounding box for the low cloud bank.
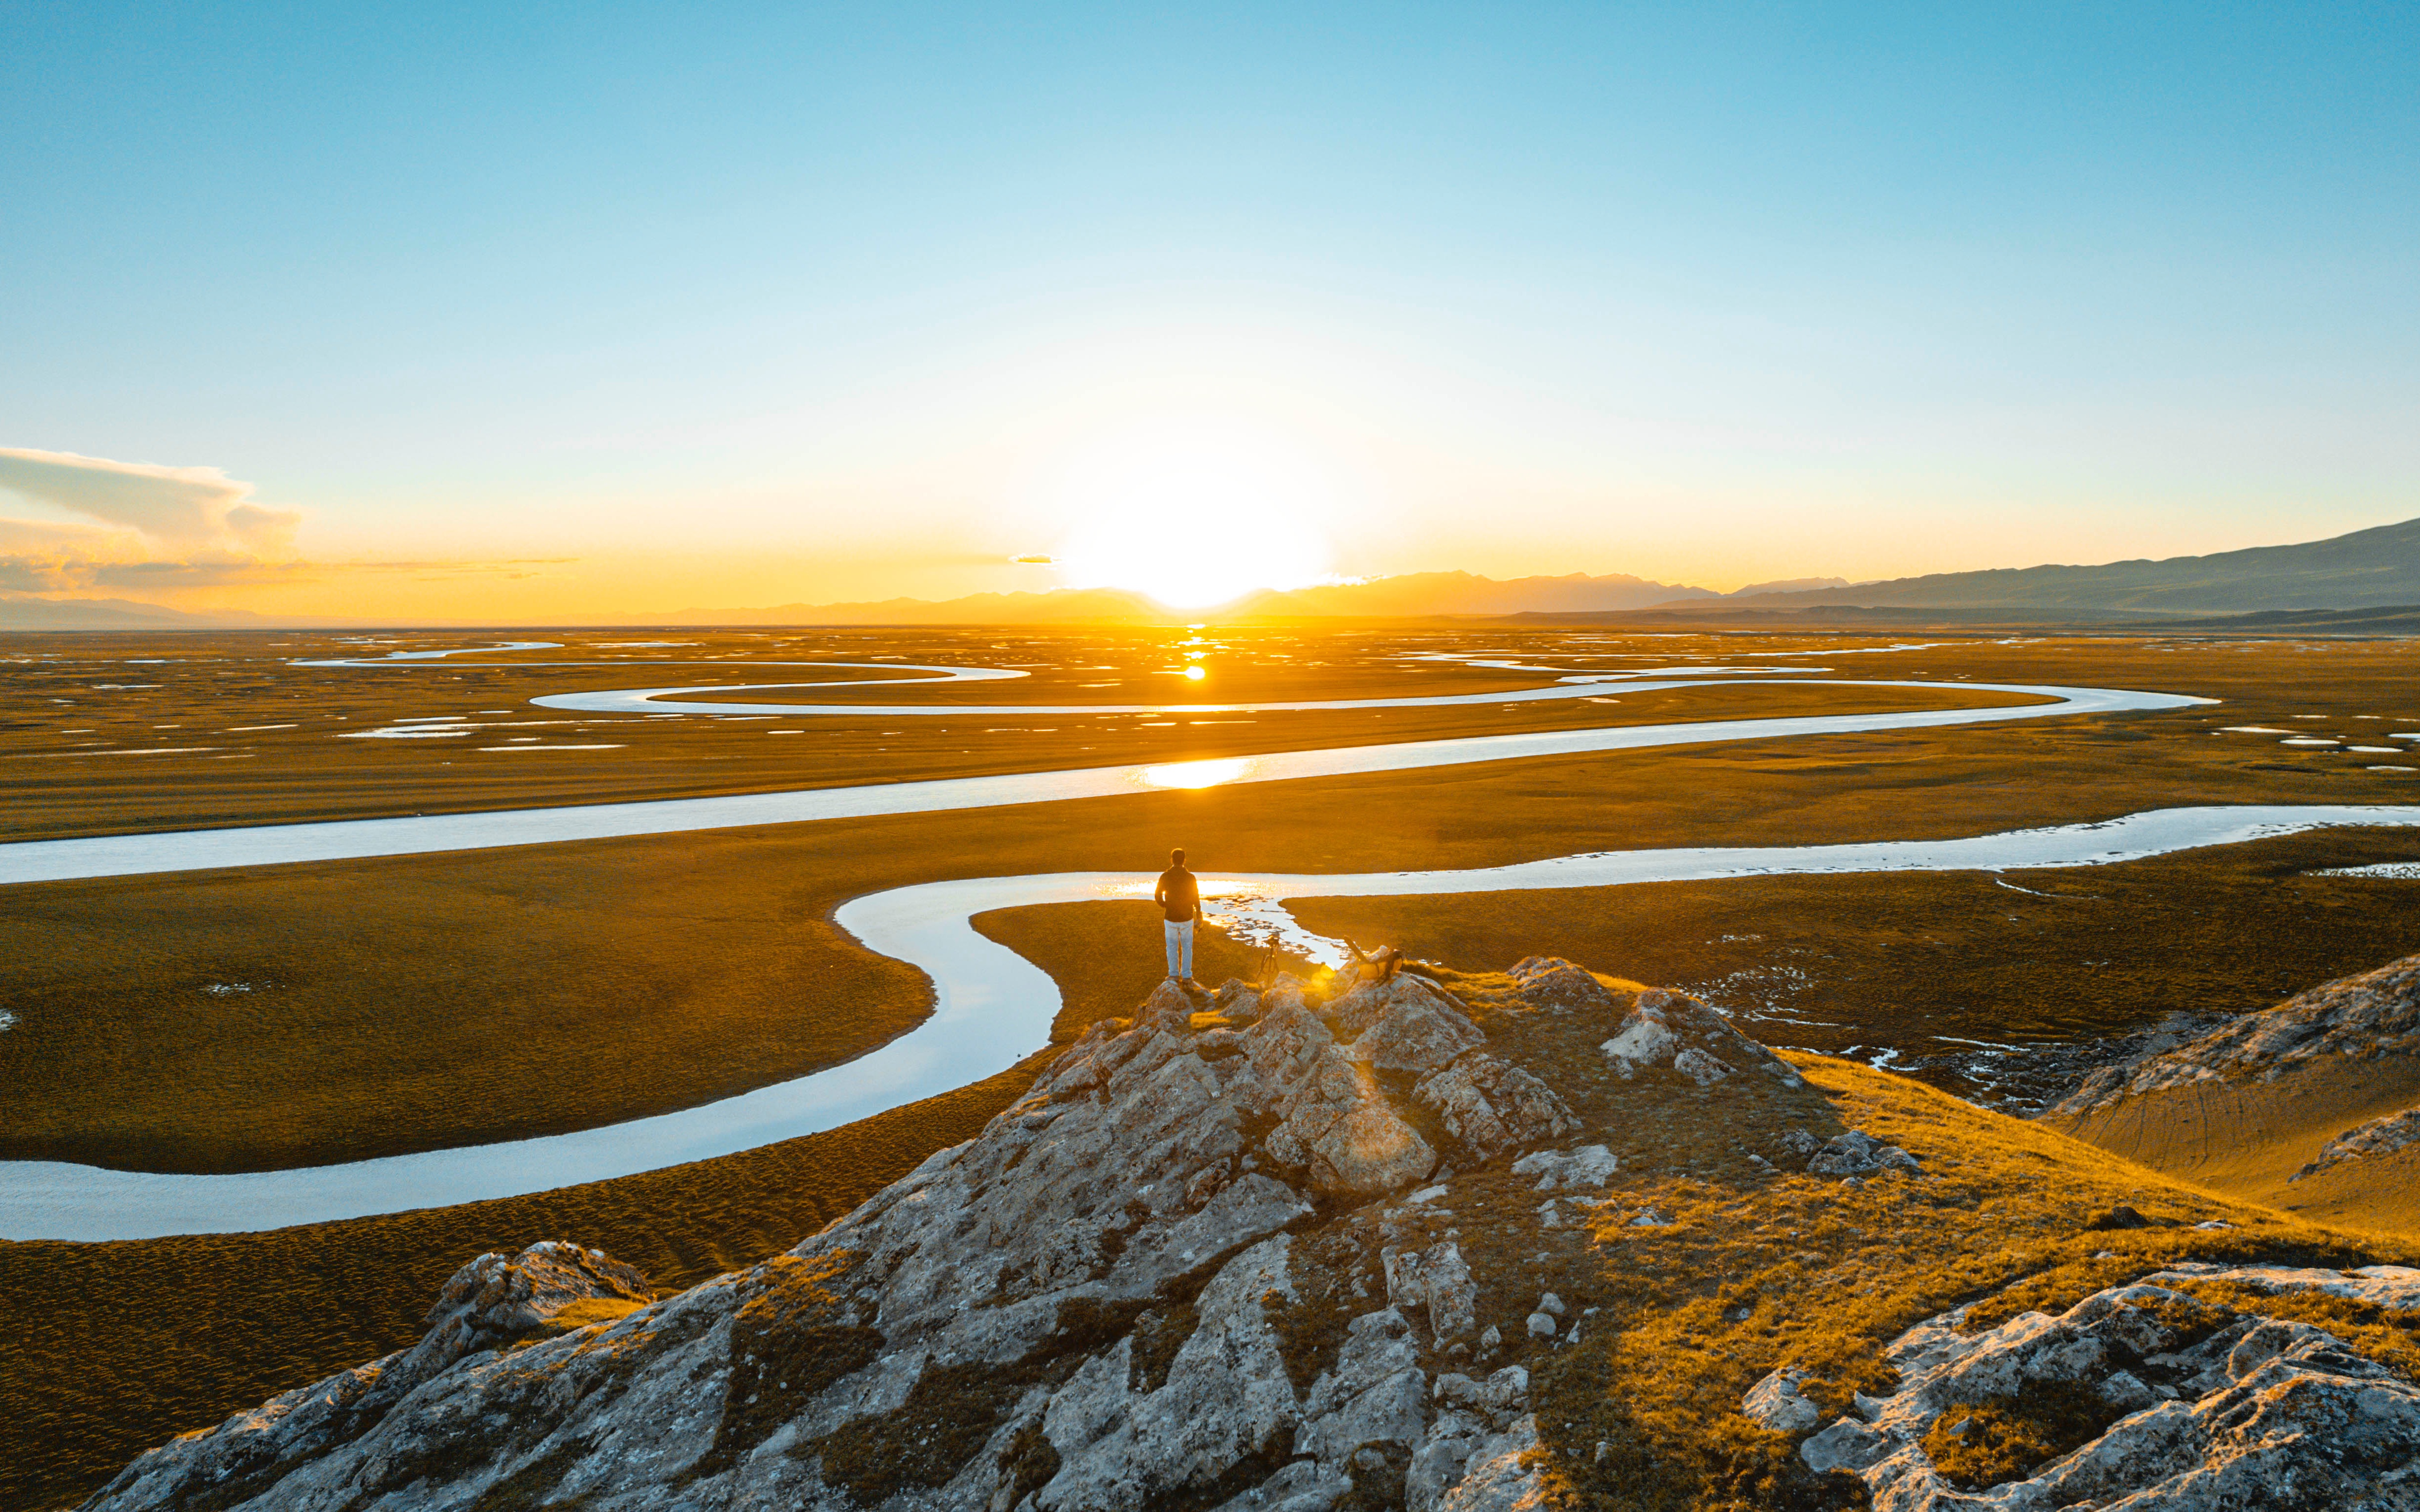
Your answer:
[0,447,306,595]
[0,448,301,550]
[0,448,565,608]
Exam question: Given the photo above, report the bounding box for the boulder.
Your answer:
[1805,1130,1920,1179]
[1600,989,1804,1087]
[1511,1144,1618,1191]
[1341,978,1490,1074]
[1384,1240,1479,1345]
[1414,1053,1580,1161]
[1741,1367,1822,1435]
[1506,956,1618,1015]
[1138,978,1199,1034]
[1211,977,1264,1022]
[1433,1414,1543,1512]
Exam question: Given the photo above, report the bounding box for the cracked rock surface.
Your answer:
[1754,1262,2420,1510]
[2293,1104,2420,1182]
[1600,987,1805,1089]
[2053,953,2420,1117]
[81,969,1587,1512]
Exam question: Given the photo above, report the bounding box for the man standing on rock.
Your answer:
[1155,848,1201,984]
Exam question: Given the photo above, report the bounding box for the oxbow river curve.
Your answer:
[5,656,2415,1240]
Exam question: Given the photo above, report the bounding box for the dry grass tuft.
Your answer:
[1919,1381,2117,1490]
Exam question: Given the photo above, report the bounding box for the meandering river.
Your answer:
[5,655,2412,1240]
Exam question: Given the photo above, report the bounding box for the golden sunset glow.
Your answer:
[1140,755,1254,789]
[1048,417,1337,607]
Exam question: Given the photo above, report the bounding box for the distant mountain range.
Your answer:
[1688,516,2420,616]
[649,518,2420,623]
[2,518,2412,629]
[0,595,309,630]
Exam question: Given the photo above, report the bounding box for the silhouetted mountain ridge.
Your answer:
[1700,516,2420,613]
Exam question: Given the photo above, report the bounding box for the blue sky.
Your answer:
[2,2,2414,615]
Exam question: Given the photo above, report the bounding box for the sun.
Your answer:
[1048,418,1336,607]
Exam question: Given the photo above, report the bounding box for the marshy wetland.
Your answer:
[5,624,2420,1507]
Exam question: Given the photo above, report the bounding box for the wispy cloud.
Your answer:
[0,447,301,551]
[0,447,573,602]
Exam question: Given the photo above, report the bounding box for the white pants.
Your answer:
[1164,918,1194,979]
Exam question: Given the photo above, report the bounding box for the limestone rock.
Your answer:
[1512,1143,1617,1191]
[1139,977,1200,1034]
[1433,1366,1529,1429]
[1212,978,1265,1022]
[2053,951,2420,1116]
[1385,1240,1479,1345]
[1294,1308,1430,1465]
[1414,1053,1580,1162]
[1328,974,1488,1070]
[2292,1103,2420,1181]
[1600,988,1804,1087]
[1506,956,1618,1015]
[81,1241,655,1512]
[1805,1129,1921,1179]
[1241,979,1445,1198]
[1435,1413,1543,1512]
[1800,1416,1893,1475]
[1742,1366,1823,1435]
[1037,1235,1307,1508]
[1818,1263,2420,1509]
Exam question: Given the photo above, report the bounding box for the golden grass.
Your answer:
[1524,1053,2414,1509]
[2052,1059,2420,1239]
[0,860,935,1172]
[539,1296,649,1334]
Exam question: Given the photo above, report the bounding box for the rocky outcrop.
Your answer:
[1600,987,1805,1089]
[1751,1262,2420,1509]
[2053,952,2420,1117]
[81,967,1592,1512]
[82,1242,651,1512]
[1793,1127,1922,1181]
[2292,1104,2420,1182]
[84,949,2420,1512]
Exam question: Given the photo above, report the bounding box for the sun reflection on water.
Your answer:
[1140,756,1254,789]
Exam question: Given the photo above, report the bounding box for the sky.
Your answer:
[2,1,2415,619]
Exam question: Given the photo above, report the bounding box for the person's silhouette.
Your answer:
[1154,848,1201,984]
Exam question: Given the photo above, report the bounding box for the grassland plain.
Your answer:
[0,628,2034,840]
[5,628,2419,1507]
[6,634,2414,1175]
